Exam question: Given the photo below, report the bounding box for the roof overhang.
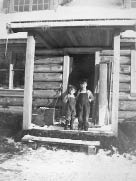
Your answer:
[7,19,136,49]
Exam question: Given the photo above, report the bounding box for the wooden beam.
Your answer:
[99,63,108,126]
[8,52,14,89]
[23,34,35,130]
[35,47,104,56]
[111,30,120,136]
[92,51,100,124]
[62,55,70,95]
[131,49,136,96]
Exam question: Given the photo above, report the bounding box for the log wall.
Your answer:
[33,56,63,108]
[101,50,136,123]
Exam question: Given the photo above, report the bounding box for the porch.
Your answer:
[7,17,136,138]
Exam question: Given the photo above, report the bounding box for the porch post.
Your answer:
[111,30,120,136]
[23,34,35,130]
[99,63,108,126]
[62,55,70,114]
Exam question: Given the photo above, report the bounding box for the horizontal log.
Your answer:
[0,97,23,106]
[34,73,62,82]
[119,101,136,111]
[120,56,131,65]
[0,106,23,114]
[33,98,62,107]
[120,65,130,74]
[101,50,131,56]
[119,74,130,83]
[121,38,136,43]
[35,49,63,56]
[35,57,63,64]
[119,83,130,92]
[119,92,136,100]
[101,56,130,64]
[35,48,104,56]
[34,64,63,72]
[33,90,61,98]
[33,82,62,90]
[0,89,24,97]
[119,111,136,119]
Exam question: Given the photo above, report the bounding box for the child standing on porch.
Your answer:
[77,79,94,131]
[63,85,76,130]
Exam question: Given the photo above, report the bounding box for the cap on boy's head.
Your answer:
[79,79,88,84]
[68,85,76,91]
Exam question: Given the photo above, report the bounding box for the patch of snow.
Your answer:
[121,30,136,38]
[0,146,136,181]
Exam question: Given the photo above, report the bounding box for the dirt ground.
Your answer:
[0,136,136,181]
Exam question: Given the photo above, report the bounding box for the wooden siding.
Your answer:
[101,49,136,123]
[33,56,63,109]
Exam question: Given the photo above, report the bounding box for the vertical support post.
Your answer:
[111,30,120,136]
[131,38,136,96]
[23,34,35,130]
[99,63,108,126]
[62,55,70,114]
[92,51,100,124]
[8,51,13,89]
[62,55,70,95]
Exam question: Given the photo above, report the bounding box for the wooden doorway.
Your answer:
[68,54,95,119]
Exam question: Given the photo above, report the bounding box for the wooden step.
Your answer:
[22,135,100,154]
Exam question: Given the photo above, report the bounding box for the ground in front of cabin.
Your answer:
[0,137,136,181]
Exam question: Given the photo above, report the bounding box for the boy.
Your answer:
[76,79,94,131]
[63,85,76,130]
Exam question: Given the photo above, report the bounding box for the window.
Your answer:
[14,0,30,12]
[13,0,51,12]
[131,0,136,7]
[0,52,25,89]
[124,0,136,8]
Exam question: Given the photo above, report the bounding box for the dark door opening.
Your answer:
[68,54,95,118]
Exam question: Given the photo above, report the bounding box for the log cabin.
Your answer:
[0,0,136,138]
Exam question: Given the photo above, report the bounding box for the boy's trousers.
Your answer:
[77,92,90,131]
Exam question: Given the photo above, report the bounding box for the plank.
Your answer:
[119,101,136,111]
[34,64,63,72]
[92,51,100,124]
[111,31,120,136]
[62,55,70,94]
[130,50,136,96]
[99,63,108,126]
[22,135,100,147]
[34,73,62,81]
[33,90,61,98]
[33,82,62,90]
[8,52,13,89]
[23,34,35,130]
[35,57,63,64]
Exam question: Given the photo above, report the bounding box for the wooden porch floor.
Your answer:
[28,123,114,137]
